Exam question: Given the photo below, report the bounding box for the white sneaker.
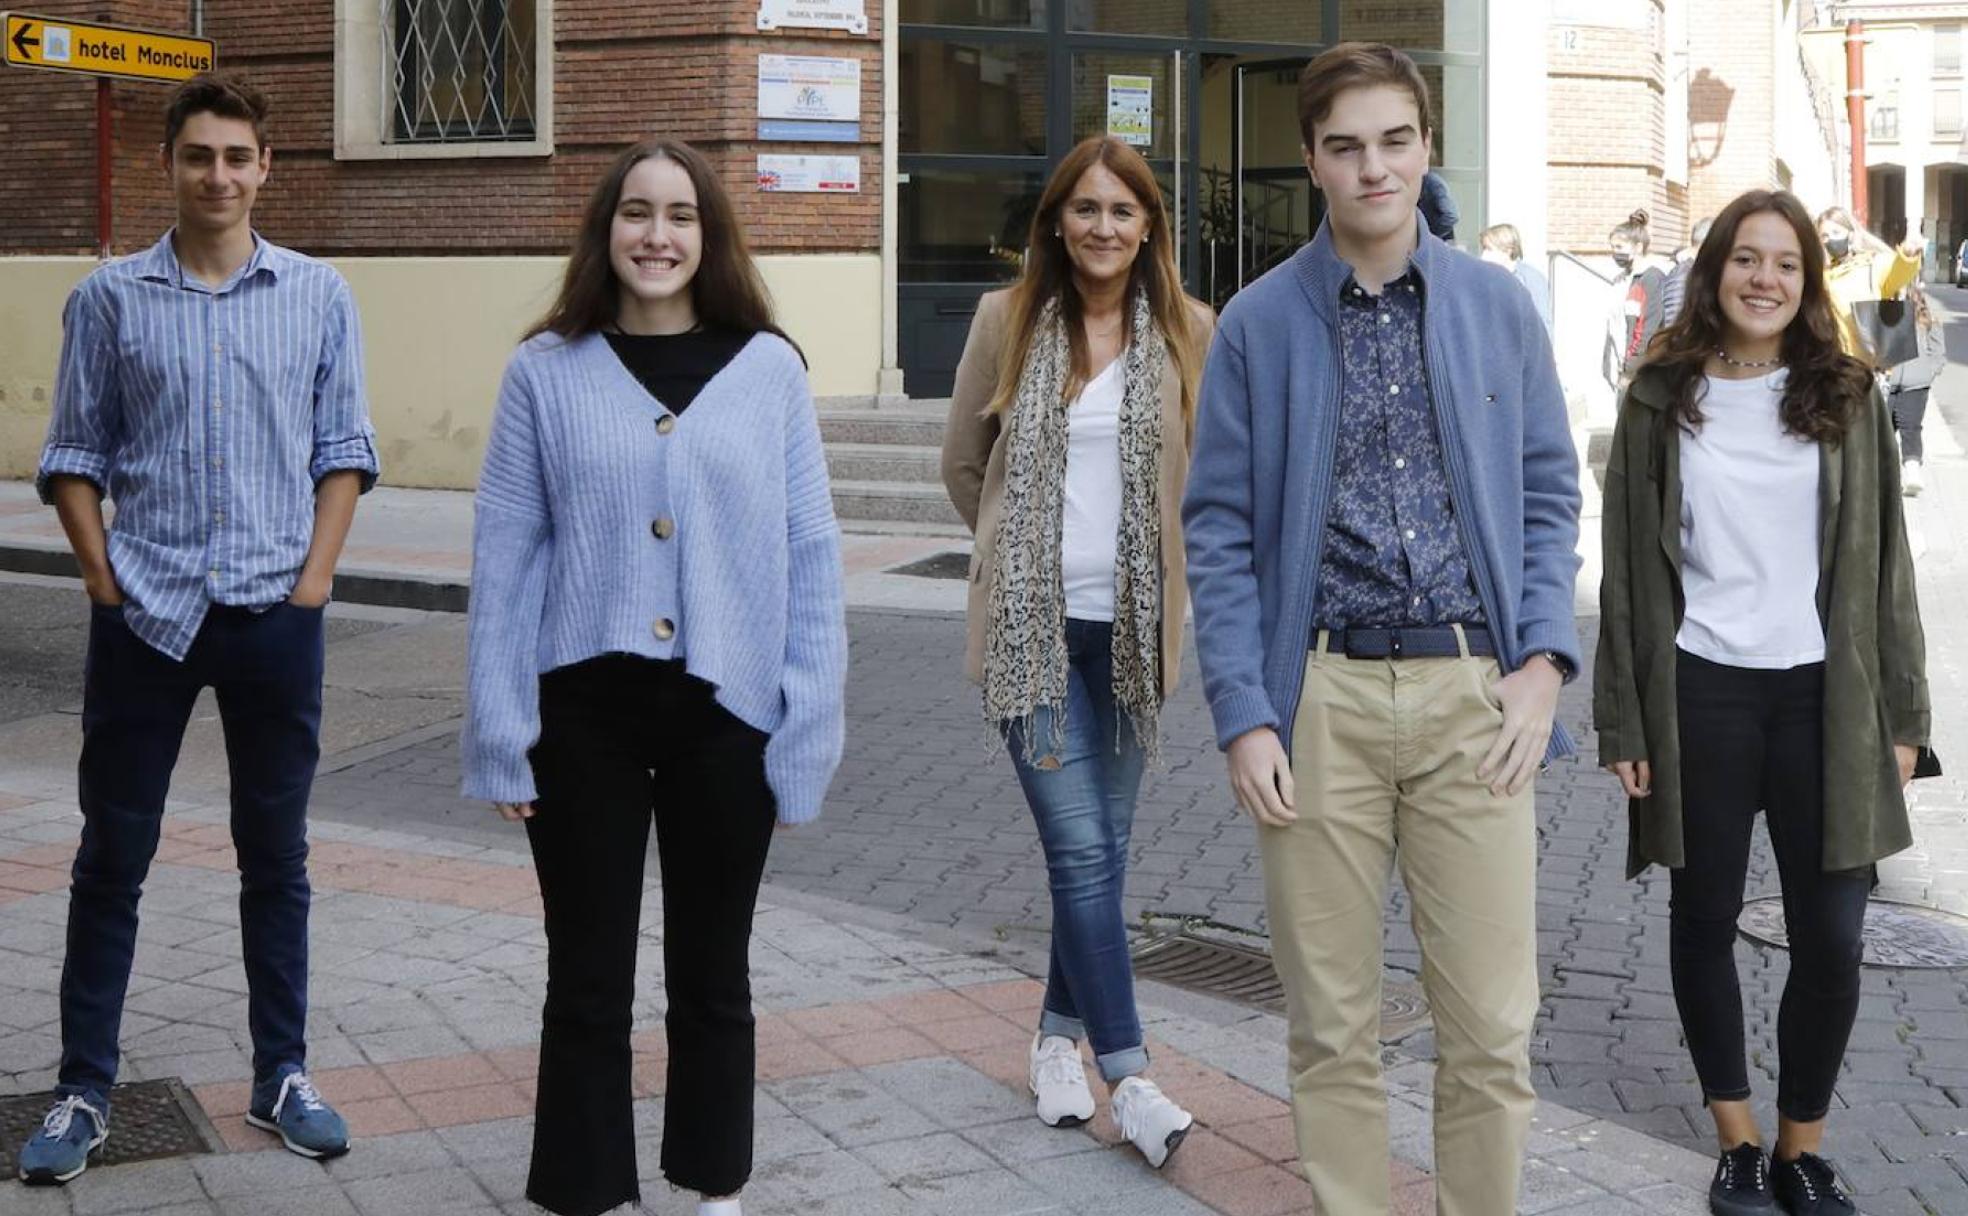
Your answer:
[1903,459,1925,497]
[1027,1033,1095,1127]
[1111,1075,1194,1168]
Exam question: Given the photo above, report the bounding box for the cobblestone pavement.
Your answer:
[306,379,1968,1213]
[0,768,1719,1214]
[311,600,1968,1214]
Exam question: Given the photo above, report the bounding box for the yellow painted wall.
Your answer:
[0,252,885,490]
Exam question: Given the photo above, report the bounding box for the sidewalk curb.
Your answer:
[0,541,471,614]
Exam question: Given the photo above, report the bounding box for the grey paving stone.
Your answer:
[899,1166,1063,1216]
[852,1132,1001,1186]
[192,1150,350,1202]
[764,1073,931,1149]
[339,1165,494,1216]
[861,1058,1032,1130]
[746,1146,889,1207]
[214,1189,359,1216]
[958,1117,1106,1174]
[1011,1147,1166,1204]
[64,1158,209,1215]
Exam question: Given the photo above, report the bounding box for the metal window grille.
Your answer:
[384,0,537,143]
[1871,100,1899,143]
[1938,25,1963,78]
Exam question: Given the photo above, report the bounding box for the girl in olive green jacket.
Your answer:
[1594,190,1928,1216]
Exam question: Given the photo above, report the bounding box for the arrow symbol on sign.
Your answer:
[11,23,38,57]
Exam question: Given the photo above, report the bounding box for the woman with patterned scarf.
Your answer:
[941,135,1214,1169]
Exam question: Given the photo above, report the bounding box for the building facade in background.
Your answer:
[1818,1,1968,272]
[0,0,1873,488]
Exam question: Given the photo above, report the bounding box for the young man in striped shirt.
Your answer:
[23,73,377,1184]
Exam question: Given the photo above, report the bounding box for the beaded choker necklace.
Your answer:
[1715,347,1782,370]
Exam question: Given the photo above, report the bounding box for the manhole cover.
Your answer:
[1131,928,1430,1042]
[1739,897,1968,968]
[0,1079,221,1177]
[886,551,971,580]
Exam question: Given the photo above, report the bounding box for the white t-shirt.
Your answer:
[1061,358,1125,622]
[1675,371,1825,669]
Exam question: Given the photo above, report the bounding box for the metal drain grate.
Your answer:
[1131,926,1431,1042]
[1740,897,1968,969]
[886,551,971,580]
[0,1079,222,1177]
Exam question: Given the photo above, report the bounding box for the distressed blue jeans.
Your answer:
[1007,618,1150,1082]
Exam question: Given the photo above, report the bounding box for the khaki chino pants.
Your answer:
[1262,630,1539,1216]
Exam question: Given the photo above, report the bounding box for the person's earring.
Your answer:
[1053,227,1061,238]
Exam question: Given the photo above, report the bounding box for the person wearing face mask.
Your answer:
[1814,206,1922,360]
[1596,189,1927,1216]
[1479,222,1552,334]
[1605,209,1673,392]
[941,134,1214,1168]
[463,138,847,1216]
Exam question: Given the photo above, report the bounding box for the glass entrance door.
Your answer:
[1234,58,1318,301]
[1067,48,1184,280]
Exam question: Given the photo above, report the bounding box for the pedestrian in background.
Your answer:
[462,137,847,1216]
[1184,44,1580,1215]
[1815,205,1922,360]
[941,134,1213,1168]
[1479,221,1552,333]
[1605,208,1673,390]
[23,72,375,1184]
[1885,282,1946,496]
[1661,215,1716,325]
[1595,189,1928,1216]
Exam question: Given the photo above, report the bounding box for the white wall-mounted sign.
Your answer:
[1107,74,1152,147]
[757,0,867,35]
[759,54,861,122]
[757,154,860,193]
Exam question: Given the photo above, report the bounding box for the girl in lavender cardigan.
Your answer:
[462,138,846,1216]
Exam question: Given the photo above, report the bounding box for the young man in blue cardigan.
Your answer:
[1182,45,1582,1215]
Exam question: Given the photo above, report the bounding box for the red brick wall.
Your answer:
[1545,5,1690,256]
[1,0,883,256]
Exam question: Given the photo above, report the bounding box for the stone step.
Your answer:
[830,479,965,527]
[818,404,951,447]
[837,517,971,539]
[826,442,943,485]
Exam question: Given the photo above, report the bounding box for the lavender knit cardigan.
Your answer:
[460,329,847,823]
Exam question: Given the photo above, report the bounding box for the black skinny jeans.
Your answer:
[1670,649,1870,1124]
[522,655,777,1216]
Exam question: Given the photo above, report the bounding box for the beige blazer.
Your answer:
[939,288,1217,698]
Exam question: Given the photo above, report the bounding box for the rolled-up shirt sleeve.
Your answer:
[37,283,122,503]
[310,278,381,490]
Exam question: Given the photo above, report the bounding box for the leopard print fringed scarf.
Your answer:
[981,290,1166,766]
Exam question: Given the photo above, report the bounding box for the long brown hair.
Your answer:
[1642,189,1871,443]
[987,137,1204,426]
[528,138,796,355]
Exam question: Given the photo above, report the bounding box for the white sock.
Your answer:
[699,1199,742,1216]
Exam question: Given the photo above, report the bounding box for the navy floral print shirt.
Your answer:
[1312,271,1486,629]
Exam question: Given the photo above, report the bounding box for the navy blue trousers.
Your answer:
[58,601,324,1106]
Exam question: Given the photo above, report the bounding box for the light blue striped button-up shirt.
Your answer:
[37,231,380,661]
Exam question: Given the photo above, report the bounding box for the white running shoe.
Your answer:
[1903,459,1925,497]
[1111,1076,1194,1168]
[1027,1033,1095,1127]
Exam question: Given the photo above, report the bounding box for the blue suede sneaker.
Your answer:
[246,1068,349,1159]
[17,1093,109,1185]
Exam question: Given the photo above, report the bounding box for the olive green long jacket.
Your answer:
[1592,365,1930,879]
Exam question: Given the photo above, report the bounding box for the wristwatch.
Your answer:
[1533,649,1575,682]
